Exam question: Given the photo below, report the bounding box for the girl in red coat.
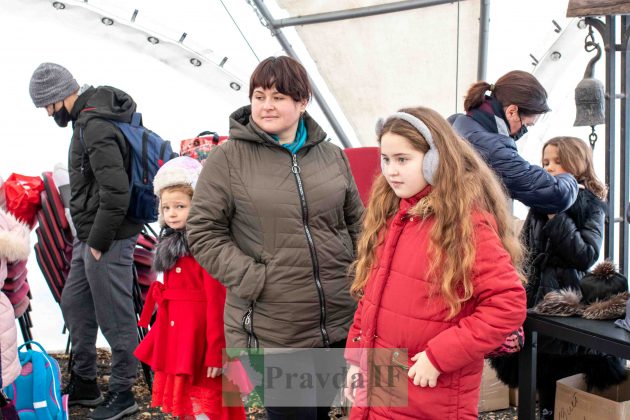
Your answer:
[135,156,247,420]
[344,107,527,419]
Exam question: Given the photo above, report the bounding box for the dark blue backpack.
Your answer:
[80,112,178,224]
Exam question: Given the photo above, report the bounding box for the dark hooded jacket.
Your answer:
[522,187,606,354]
[491,188,626,394]
[68,86,143,251]
[449,96,578,214]
[187,105,364,349]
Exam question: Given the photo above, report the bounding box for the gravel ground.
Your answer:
[51,350,522,419]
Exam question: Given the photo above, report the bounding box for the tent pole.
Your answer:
[271,0,461,28]
[478,0,490,80]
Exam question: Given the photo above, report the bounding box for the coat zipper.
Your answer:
[242,302,259,349]
[291,153,331,347]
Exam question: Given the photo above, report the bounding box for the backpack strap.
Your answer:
[141,131,149,184]
[131,112,142,127]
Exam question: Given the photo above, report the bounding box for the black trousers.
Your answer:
[264,340,346,420]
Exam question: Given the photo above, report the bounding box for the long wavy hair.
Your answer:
[350,107,524,318]
[542,136,607,201]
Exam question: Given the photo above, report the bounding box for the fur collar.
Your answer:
[0,209,30,262]
[153,228,190,272]
[534,288,630,320]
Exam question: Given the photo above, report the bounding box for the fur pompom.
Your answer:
[582,291,630,320]
[591,260,618,279]
[533,289,583,317]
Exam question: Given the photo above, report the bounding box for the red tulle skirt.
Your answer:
[151,371,246,419]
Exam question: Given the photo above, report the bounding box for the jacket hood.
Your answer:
[71,85,136,126]
[228,105,328,149]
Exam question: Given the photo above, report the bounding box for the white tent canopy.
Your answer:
[274,0,481,145]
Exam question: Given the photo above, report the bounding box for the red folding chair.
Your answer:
[343,147,381,206]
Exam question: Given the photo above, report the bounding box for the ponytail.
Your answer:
[463,81,492,112]
[463,71,550,115]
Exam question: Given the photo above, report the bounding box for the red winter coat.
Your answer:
[345,188,526,420]
[135,255,226,377]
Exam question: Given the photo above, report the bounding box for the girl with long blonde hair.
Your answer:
[344,106,526,420]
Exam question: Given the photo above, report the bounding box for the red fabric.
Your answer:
[343,147,380,206]
[2,173,44,229]
[135,256,247,418]
[345,188,526,420]
[151,371,245,419]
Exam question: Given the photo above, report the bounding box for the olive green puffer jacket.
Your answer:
[188,105,364,349]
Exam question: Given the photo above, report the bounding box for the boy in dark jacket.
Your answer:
[29,63,141,420]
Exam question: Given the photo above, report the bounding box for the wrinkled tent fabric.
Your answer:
[275,0,481,145]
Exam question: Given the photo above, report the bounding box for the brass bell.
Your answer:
[574,41,605,127]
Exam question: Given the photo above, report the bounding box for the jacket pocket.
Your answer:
[242,302,259,349]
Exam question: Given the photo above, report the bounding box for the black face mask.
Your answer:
[511,115,528,141]
[52,105,71,127]
[511,124,528,141]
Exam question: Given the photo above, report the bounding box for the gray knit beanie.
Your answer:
[29,63,79,108]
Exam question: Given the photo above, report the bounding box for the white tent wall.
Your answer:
[275,0,481,145]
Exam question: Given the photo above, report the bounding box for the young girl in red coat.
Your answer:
[134,156,247,420]
[344,107,527,419]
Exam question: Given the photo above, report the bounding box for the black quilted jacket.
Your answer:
[68,86,142,251]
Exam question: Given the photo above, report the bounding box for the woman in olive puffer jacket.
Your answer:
[188,56,364,420]
[188,57,364,353]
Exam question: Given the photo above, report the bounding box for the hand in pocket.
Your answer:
[90,247,102,261]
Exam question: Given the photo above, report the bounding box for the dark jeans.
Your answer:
[264,340,346,420]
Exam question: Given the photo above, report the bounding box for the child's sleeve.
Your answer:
[202,267,227,368]
[542,204,605,271]
[424,213,527,374]
[344,298,364,366]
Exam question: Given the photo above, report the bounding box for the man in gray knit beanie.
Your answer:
[29,63,79,107]
[29,63,79,127]
[29,63,141,420]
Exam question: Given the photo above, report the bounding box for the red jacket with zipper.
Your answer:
[345,187,526,420]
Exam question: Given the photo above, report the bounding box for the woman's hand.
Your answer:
[408,351,440,387]
[207,367,223,378]
[344,364,362,404]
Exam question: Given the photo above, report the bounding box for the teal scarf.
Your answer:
[271,118,307,155]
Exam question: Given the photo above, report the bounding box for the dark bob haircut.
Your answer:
[248,56,312,103]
